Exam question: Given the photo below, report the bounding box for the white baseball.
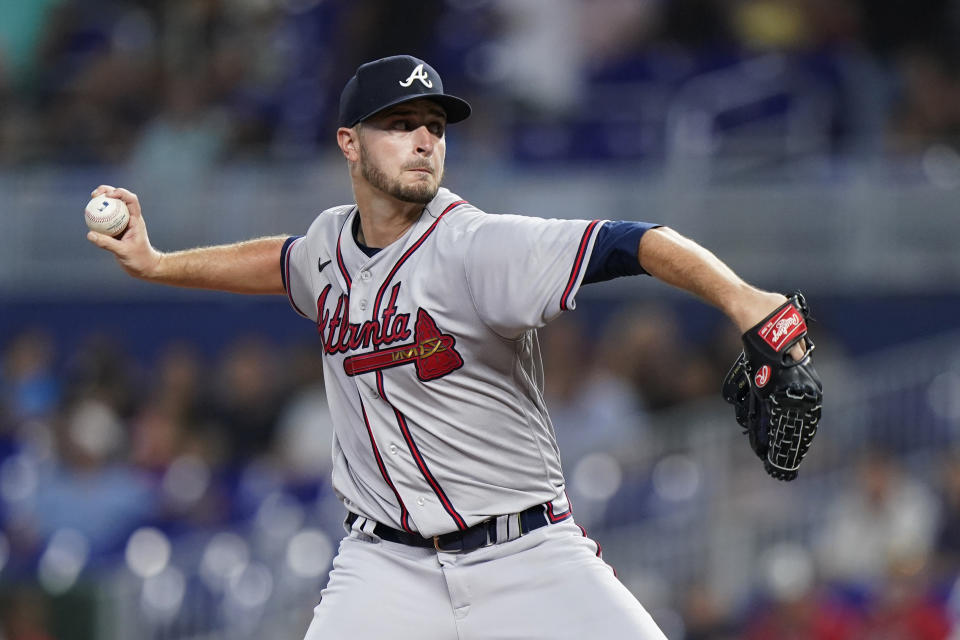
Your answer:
[85,195,130,236]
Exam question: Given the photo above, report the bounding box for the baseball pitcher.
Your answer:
[87,55,822,639]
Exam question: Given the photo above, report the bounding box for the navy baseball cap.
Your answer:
[338,55,471,128]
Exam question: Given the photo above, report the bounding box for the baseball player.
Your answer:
[87,55,820,639]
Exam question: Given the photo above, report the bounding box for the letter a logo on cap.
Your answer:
[399,64,433,88]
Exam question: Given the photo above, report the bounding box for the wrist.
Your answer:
[137,250,166,281]
[728,287,788,334]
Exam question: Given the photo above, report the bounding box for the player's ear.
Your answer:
[337,126,361,162]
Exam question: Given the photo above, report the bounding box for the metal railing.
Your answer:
[3,157,960,298]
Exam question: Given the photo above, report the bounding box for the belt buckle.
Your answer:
[434,521,497,553]
[433,535,464,553]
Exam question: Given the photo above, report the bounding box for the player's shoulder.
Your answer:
[315,203,355,225]
[429,188,496,236]
[434,193,547,238]
[303,203,355,239]
[429,188,478,220]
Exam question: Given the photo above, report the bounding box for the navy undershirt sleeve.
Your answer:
[582,221,661,285]
[279,235,301,292]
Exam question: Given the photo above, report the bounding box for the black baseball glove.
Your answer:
[721,292,822,481]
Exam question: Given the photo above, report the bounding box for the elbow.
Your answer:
[637,225,680,272]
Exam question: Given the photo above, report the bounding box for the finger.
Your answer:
[103,187,143,219]
[788,340,807,362]
[91,185,115,197]
[86,230,123,252]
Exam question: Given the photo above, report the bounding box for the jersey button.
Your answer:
[416,497,425,507]
[358,300,368,311]
[389,444,398,455]
[360,271,371,281]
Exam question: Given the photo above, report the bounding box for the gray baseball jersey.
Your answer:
[282,187,602,537]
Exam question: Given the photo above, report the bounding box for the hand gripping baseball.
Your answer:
[85,186,163,279]
[721,292,822,481]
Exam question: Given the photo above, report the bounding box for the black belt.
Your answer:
[346,504,550,553]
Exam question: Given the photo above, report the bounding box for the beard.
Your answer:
[359,138,442,205]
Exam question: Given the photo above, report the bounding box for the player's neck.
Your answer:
[354,189,425,249]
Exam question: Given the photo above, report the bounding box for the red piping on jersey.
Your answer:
[577,524,604,559]
[546,497,572,523]
[560,220,601,311]
[359,398,413,533]
[362,199,469,531]
[284,237,309,318]
[336,219,352,291]
[376,371,468,531]
[371,200,467,319]
[576,523,614,576]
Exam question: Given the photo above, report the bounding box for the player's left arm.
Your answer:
[636,226,805,358]
[589,222,821,480]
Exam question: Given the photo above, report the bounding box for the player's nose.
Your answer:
[413,125,435,155]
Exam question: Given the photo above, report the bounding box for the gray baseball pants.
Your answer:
[302,518,668,639]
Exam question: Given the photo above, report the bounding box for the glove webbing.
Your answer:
[764,390,821,481]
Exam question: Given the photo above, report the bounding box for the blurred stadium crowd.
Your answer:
[5,310,960,639]
[3,0,960,639]
[1,0,960,167]
[0,308,734,564]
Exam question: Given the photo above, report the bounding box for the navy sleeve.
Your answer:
[582,221,660,284]
[279,235,301,293]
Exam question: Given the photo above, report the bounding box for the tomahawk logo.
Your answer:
[344,309,463,381]
[399,64,433,88]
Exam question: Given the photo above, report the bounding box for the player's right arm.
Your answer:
[85,185,286,295]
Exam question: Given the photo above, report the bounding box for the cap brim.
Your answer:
[352,94,471,127]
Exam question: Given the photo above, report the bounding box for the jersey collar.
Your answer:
[337,188,463,278]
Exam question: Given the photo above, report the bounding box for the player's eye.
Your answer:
[389,118,444,137]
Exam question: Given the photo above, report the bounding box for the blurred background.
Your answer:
[2,0,960,638]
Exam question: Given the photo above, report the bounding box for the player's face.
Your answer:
[357,100,447,205]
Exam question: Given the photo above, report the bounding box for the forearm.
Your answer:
[149,236,287,295]
[86,186,288,295]
[637,227,787,332]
